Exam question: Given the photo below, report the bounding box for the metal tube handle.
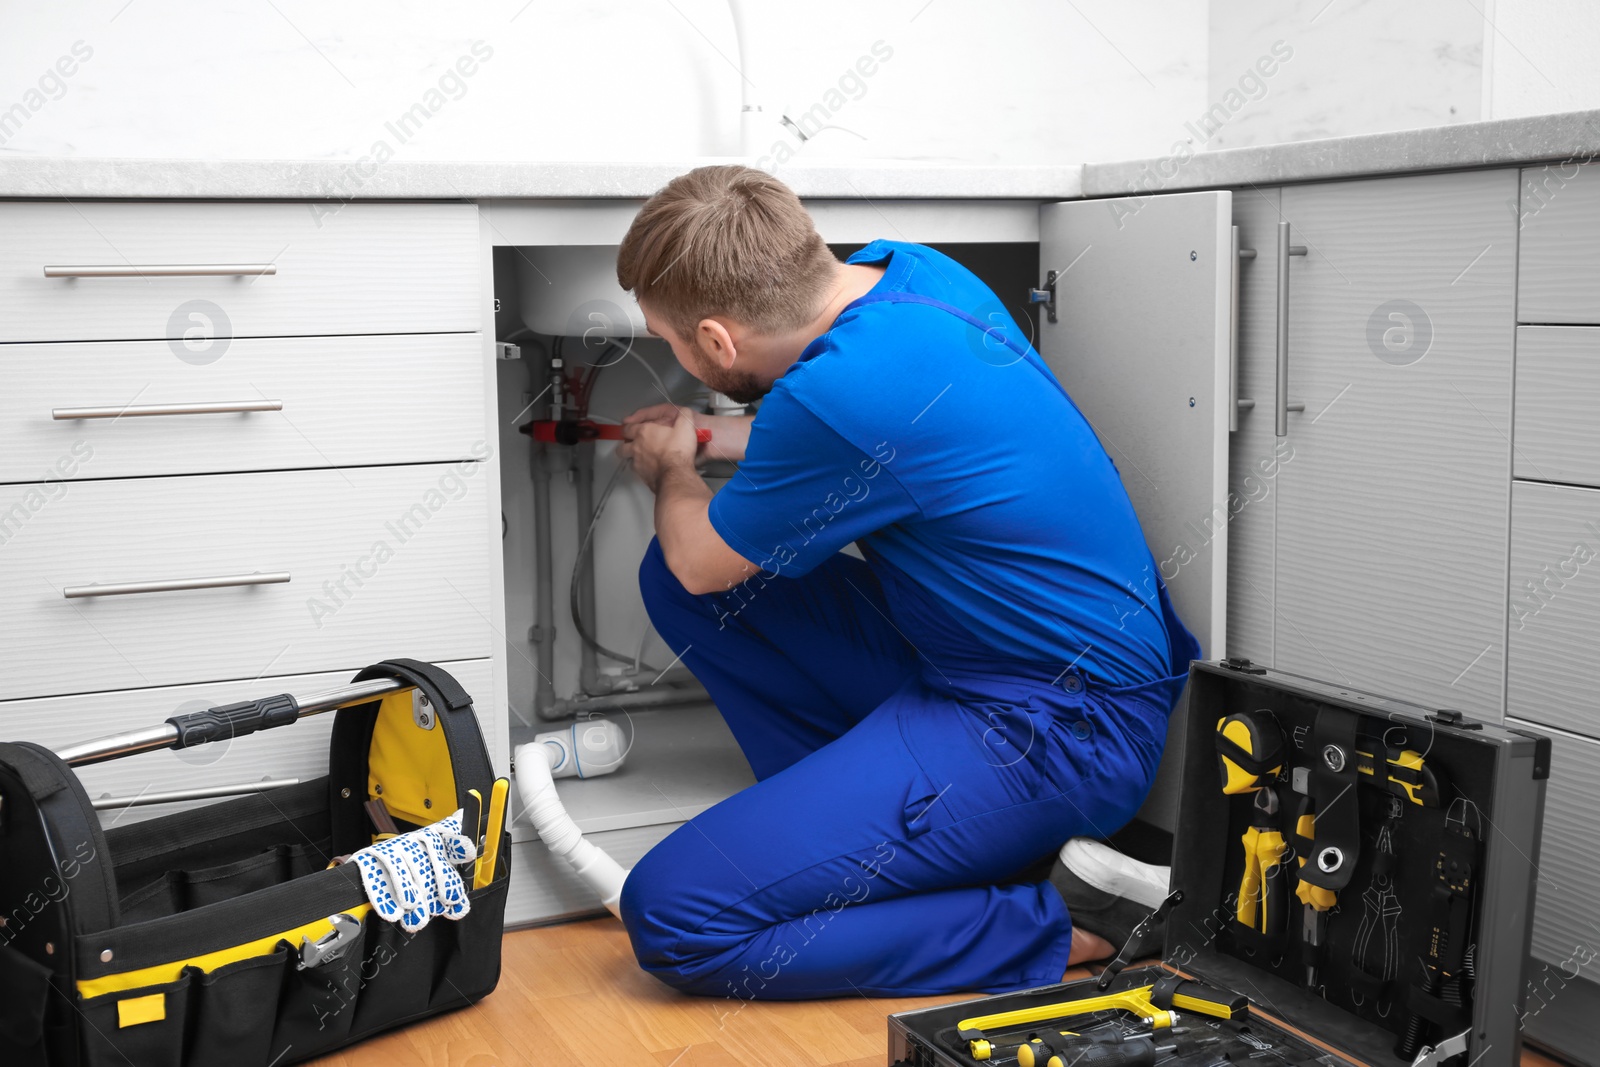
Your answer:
[92,777,303,811]
[1231,227,1241,433]
[1275,222,1308,437]
[56,678,409,766]
[62,571,291,599]
[1230,230,1258,431]
[44,264,278,278]
[53,399,283,421]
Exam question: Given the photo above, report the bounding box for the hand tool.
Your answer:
[1019,1033,1179,1067]
[1236,787,1287,936]
[1353,734,1442,807]
[1096,890,1184,991]
[1214,711,1285,796]
[1013,1029,1224,1067]
[1349,797,1402,1011]
[474,776,510,890]
[1395,804,1476,1060]
[1291,797,1338,989]
[1288,732,1443,991]
[1406,1028,1470,1067]
[521,418,712,445]
[983,1023,1176,1063]
[364,796,400,838]
[959,978,1247,1060]
[468,786,485,851]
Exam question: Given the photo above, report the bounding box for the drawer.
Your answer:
[1506,480,1600,739]
[1505,719,1600,973]
[1513,327,1600,487]
[0,464,493,700]
[0,659,493,827]
[0,334,486,482]
[1519,161,1600,324]
[0,202,479,343]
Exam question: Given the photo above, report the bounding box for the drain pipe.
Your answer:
[530,438,557,718]
[574,443,602,697]
[514,723,630,917]
[546,682,709,720]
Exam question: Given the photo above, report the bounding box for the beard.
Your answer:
[685,338,771,404]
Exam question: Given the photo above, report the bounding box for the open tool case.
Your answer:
[889,659,1551,1067]
[0,658,511,1067]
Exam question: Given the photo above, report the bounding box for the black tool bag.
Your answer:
[888,660,1551,1067]
[0,658,510,1067]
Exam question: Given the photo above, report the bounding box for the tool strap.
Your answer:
[1296,708,1361,891]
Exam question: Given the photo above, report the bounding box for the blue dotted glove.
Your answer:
[353,809,479,933]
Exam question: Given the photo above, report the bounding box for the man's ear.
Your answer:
[697,318,739,369]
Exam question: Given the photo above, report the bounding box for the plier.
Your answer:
[1236,786,1287,935]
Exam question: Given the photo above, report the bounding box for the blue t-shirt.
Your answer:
[706,240,1172,686]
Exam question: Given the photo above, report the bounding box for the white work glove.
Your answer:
[352,809,478,933]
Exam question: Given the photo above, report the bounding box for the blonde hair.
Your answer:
[617,165,838,339]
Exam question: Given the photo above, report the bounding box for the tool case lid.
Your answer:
[1163,659,1550,1067]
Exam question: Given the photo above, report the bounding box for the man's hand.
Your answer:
[623,402,754,464]
[622,402,697,433]
[619,404,757,595]
[618,407,699,493]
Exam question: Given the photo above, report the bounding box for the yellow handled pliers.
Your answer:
[1236,787,1287,934]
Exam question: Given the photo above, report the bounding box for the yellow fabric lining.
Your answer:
[78,903,373,1000]
[116,993,166,1028]
[368,690,457,827]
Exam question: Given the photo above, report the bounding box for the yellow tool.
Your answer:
[1236,788,1287,934]
[1214,711,1284,795]
[1292,807,1338,912]
[958,979,1246,1060]
[474,777,509,890]
[1353,735,1441,806]
[468,787,485,850]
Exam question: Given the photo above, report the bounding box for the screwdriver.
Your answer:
[521,418,712,445]
[998,1026,1174,1064]
[1020,1034,1180,1067]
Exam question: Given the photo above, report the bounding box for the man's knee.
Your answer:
[617,845,731,996]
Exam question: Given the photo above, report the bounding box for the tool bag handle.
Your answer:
[327,659,496,857]
[55,676,412,768]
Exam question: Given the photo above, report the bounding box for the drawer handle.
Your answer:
[53,399,284,420]
[43,263,278,278]
[63,571,291,599]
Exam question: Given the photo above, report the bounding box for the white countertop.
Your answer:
[0,157,1083,201]
[1081,107,1600,196]
[5,107,1600,202]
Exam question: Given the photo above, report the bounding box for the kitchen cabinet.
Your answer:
[1268,170,1516,717]
[1227,188,1287,666]
[1038,190,1233,830]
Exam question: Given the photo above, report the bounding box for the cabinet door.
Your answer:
[1228,189,1287,666]
[1039,191,1232,829]
[1274,170,1516,716]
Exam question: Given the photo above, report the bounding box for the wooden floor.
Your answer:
[311,918,1565,1067]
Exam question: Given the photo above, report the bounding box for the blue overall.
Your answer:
[617,271,1201,1000]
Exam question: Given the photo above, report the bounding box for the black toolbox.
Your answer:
[889,659,1551,1067]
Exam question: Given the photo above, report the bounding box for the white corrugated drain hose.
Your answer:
[513,719,629,918]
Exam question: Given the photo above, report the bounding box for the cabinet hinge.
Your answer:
[1028,270,1058,323]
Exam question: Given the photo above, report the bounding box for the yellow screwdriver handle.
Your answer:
[474,777,509,890]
